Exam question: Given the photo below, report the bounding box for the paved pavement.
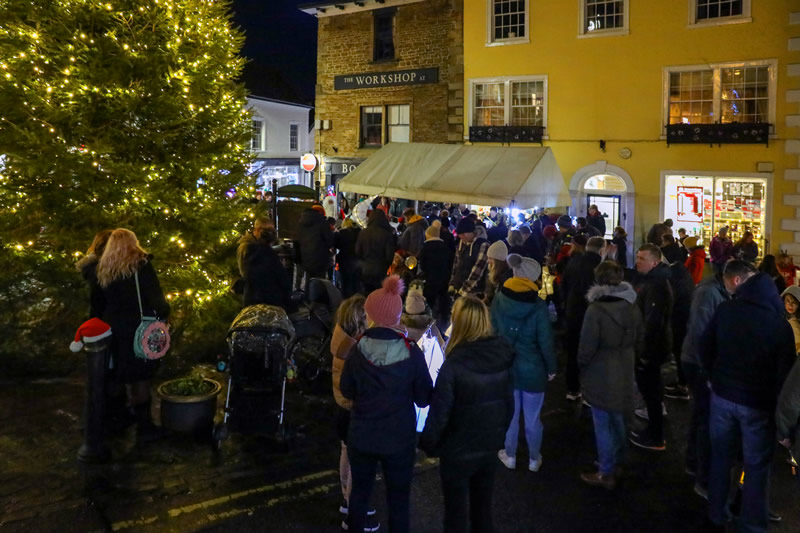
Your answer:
[1,354,798,533]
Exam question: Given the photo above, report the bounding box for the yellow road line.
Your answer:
[168,469,337,518]
[111,469,336,531]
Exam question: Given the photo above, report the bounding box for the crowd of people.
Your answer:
[76,198,800,533]
[311,201,799,533]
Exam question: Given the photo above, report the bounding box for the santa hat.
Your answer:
[70,318,112,352]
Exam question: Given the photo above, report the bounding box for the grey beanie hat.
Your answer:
[507,253,541,282]
[487,240,508,261]
[781,285,800,304]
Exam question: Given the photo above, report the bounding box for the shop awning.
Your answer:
[336,143,570,208]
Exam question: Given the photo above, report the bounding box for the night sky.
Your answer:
[230,0,317,105]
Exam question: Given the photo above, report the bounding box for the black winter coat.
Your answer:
[562,251,603,330]
[587,213,606,237]
[612,236,628,267]
[662,242,688,264]
[335,226,361,268]
[668,261,695,342]
[487,223,508,244]
[419,239,454,290]
[96,257,170,383]
[633,262,674,365]
[242,238,292,309]
[522,234,546,264]
[701,272,797,412]
[420,336,514,460]
[296,209,334,275]
[79,257,105,319]
[356,211,396,285]
[340,327,433,455]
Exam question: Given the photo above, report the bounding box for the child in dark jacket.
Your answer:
[341,276,433,533]
[419,221,454,326]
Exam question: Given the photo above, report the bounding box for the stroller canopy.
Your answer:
[228,305,295,337]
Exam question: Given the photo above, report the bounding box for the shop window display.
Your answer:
[663,175,766,259]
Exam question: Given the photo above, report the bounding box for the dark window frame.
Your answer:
[360,106,384,148]
[289,123,298,151]
[373,8,396,62]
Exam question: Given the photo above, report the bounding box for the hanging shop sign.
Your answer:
[334,68,439,90]
[300,153,317,172]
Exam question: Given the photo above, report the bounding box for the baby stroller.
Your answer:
[213,304,295,449]
[288,278,341,390]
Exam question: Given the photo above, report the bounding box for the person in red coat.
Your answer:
[683,236,706,284]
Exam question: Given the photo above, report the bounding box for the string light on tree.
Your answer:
[0,0,255,360]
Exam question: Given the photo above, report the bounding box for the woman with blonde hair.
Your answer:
[96,228,170,444]
[421,296,514,533]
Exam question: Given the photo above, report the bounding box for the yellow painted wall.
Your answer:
[464,0,799,251]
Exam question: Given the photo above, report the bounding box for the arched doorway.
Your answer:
[570,162,636,265]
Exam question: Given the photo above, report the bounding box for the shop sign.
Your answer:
[300,153,317,172]
[334,68,438,91]
[330,162,361,174]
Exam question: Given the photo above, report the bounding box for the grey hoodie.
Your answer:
[578,282,644,412]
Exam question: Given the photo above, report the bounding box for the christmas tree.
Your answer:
[0,0,254,373]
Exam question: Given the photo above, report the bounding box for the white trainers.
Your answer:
[497,449,516,469]
[634,403,668,421]
[528,455,543,472]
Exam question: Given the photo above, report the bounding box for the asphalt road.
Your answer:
[1,354,797,533]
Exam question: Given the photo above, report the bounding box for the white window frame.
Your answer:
[467,75,548,139]
[289,122,299,152]
[661,59,777,137]
[486,0,530,47]
[688,0,751,28]
[578,0,630,38]
[250,118,265,152]
[386,103,411,143]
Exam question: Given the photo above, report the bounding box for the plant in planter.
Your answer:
[157,370,222,436]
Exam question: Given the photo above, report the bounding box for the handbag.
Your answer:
[133,270,171,360]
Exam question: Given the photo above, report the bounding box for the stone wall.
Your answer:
[314,0,463,171]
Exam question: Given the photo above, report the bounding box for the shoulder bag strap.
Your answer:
[134,270,144,320]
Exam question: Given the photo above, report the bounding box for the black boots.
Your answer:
[133,402,164,445]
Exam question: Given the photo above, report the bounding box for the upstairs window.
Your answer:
[471,76,547,128]
[360,106,383,147]
[250,119,264,152]
[373,9,395,61]
[665,61,774,128]
[668,70,715,125]
[387,104,410,143]
[720,66,769,124]
[690,0,750,25]
[489,0,528,44]
[581,0,629,35]
[289,124,298,151]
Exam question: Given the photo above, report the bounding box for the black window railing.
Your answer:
[469,125,545,144]
[665,122,771,146]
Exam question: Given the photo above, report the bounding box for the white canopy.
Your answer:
[337,142,570,208]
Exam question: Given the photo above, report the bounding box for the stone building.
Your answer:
[300,0,464,188]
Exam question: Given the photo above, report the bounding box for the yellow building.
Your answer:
[464,0,800,259]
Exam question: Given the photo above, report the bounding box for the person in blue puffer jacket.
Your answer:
[490,253,557,473]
